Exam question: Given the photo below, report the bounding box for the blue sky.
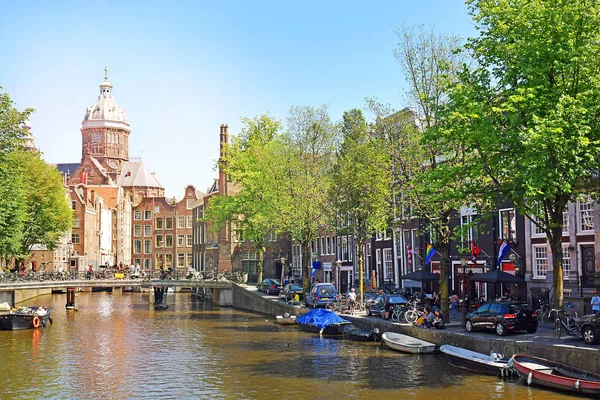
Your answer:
[0,1,475,198]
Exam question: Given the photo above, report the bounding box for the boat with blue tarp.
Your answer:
[296,308,350,334]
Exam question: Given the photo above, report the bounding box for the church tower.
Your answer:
[80,68,130,180]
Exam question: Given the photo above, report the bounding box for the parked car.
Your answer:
[363,292,378,308]
[257,279,282,295]
[465,301,538,336]
[366,294,407,317]
[280,284,303,301]
[578,312,600,345]
[305,283,337,308]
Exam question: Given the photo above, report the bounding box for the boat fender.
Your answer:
[49,317,53,324]
[41,319,46,328]
[574,380,580,391]
[527,371,533,386]
[319,328,324,336]
[32,316,41,328]
[500,368,504,378]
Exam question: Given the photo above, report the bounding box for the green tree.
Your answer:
[388,26,469,318]
[0,88,32,266]
[205,115,283,283]
[12,149,72,261]
[330,109,392,302]
[273,105,339,295]
[443,0,600,309]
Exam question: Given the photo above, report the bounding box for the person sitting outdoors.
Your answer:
[425,307,435,328]
[432,310,445,329]
[415,309,428,327]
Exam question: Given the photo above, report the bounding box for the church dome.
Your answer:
[82,70,130,132]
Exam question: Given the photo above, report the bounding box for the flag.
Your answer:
[407,246,413,266]
[311,268,316,277]
[425,243,436,265]
[471,241,481,262]
[498,240,510,267]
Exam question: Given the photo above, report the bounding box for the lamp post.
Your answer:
[460,255,469,325]
[336,260,342,291]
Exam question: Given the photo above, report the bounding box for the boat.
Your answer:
[381,332,436,354]
[296,308,350,334]
[344,325,381,341]
[0,304,53,330]
[509,354,600,395]
[440,345,510,376]
[276,313,297,325]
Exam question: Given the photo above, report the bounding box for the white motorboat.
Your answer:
[440,344,510,376]
[381,332,436,354]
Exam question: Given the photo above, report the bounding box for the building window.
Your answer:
[376,232,383,241]
[156,235,163,247]
[144,259,152,270]
[578,197,595,233]
[73,217,80,228]
[178,215,185,229]
[144,225,152,237]
[187,215,193,228]
[531,216,545,236]
[365,243,372,272]
[134,210,142,220]
[165,254,173,267]
[187,253,193,267]
[144,210,152,220]
[499,208,516,242]
[165,217,173,230]
[187,234,193,247]
[134,258,141,266]
[144,240,152,254]
[383,248,393,279]
[376,249,382,276]
[242,252,258,276]
[72,233,80,244]
[187,199,193,209]
[178,234,185,246]
[384,230,391,241]
[165,234,173,247]
[91,132,102,143]
[72,200,77,210]
[267,231,276,242]
[178,253,185,267]
[320,237,325,256]
[154,206,160,213]
[341,236,349,261]
[460,211,479,248]
[134,240,142,254]
[533,245,548,279]
[562,245,571,280]
[234,221,243,243]
[134,225,142,237]
[155,217,163,230]
[563,211,569,234]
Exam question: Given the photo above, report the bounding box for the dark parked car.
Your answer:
[280,284,303,301]
[578,312,600,345]
[305,283,337,308]
[366,294,407,318]
[257,279,281,295]
[465,301,537,336]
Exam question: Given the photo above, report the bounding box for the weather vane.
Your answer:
[104,66,108,81]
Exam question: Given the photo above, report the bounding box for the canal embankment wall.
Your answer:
[0,288,53,305]
[231,284,600,374]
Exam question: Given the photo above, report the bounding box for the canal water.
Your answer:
[1,291,583,399]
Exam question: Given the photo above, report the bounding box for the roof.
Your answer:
[82,76,130,131]
[118,161,163,189]
[55,163,80,176]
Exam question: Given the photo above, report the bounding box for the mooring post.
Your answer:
[66,287,76,310]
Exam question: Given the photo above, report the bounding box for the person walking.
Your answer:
[592,291,600,313]
[450,291,460,321]
[347,288,356,315]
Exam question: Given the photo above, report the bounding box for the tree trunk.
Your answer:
[257,249,264,284]
[437,244,449,321]
[548,225,564,310]
[357,238,364,303]
[302,240,312,297]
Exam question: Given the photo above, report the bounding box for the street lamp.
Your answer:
[336,260,342,291]
[460,255,469,325]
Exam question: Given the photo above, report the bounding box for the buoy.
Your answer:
[49,317,53,324]
[527,371,533,386]
[32,316,41,328]
[574,380,580,390]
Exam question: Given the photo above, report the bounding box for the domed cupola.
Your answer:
[82,67,130,131]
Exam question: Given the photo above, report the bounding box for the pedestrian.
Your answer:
[592,291,600,313]
[450,291,460,320]
[347,288,356,315]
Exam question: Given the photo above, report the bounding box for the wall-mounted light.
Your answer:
[568,244,575,252]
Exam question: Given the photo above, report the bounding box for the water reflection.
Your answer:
[0,291,583,400]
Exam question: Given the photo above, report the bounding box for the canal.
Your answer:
[1,291,582,399]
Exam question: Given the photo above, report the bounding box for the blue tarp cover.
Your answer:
[296,308,349,329]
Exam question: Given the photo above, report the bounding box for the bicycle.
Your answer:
[535,299,551,323]
[551,308,581,338]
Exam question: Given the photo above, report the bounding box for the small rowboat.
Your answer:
[509,354,600,395]
[276,314,297,325]
[440,345,510,376]
[344,325,381,342]
[381,332,436,354]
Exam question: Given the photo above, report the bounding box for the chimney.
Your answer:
[218,124,229,197]
[90,190,95,205]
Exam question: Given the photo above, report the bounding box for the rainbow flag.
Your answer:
[424,243,436,265]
